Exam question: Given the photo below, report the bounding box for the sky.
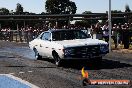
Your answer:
[0,0,132,14]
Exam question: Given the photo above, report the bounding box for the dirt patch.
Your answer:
[112,49,132,54]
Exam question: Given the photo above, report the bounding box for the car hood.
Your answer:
[54,38,108,48]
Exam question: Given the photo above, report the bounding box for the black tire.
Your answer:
[52,52,61,66]
[34,48,42,60]
[91,57,102,65]
[96,57,102,65]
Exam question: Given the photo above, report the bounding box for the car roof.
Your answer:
[47,29,85,32]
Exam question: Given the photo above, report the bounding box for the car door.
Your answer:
[33,32,44,56]
[39,32,52,58]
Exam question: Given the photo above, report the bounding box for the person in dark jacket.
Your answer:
[122,24,130,49]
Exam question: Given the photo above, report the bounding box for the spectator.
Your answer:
[112,24,118,48]
[122,24,130,49]
[28,27,33,42]
[95,22,103,40]
[90,24,95,39]
[18,27,23,42]
[117,23,122,45]
[102,22,109,43]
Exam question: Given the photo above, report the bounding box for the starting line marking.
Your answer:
[9,73,15,75]
[0,74,39,88]
[28,71,33,73]
[19,72,25,74]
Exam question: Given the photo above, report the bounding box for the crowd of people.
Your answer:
[0,26,47,42]
[0,22,132,49]
[89,22,132,49]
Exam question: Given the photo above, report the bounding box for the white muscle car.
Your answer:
[29,29,109,66]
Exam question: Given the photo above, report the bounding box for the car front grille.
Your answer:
[66,45,100,58]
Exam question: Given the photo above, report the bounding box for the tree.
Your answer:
[45,0,77,28]
[45,0,77,14]
[125,4,131,12]
[15,3,24,15]
[0,8,9,15]
[82,11,92,14]
[0,8,10,28]
[125,5,132,23]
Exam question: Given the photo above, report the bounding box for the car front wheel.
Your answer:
[34,48,42,60]
[52,52,61,66]
[90,57,102,65]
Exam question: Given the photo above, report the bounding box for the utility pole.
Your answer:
[108,0,112,52]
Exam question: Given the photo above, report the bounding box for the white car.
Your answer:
[29,29,109,66]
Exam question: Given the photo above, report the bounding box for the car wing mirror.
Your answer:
[48,39,52,41]
[45,38,51,41]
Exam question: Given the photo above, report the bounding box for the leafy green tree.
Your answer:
[125,4,131,12]
[125,5,132,23]
[125,5,131,24]
[45,0,77,14]
[82,11,92,14]
[45,0,77,28]
[0,8,9,15]
[0,8,10,28]
[15,3,24,15]
[111,10,122,13]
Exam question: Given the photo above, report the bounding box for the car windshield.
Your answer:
[52,30,90,41]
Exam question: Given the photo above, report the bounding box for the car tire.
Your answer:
[52,52,61,66]
[96,57,102,65]
[34,48,42,60]
[91,57,102,65]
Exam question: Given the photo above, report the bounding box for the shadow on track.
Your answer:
[41,58,132,70]
[63,59,132,70]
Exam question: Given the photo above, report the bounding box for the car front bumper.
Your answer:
[62,54,105,60]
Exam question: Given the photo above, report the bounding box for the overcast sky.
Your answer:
[0,0,132,14]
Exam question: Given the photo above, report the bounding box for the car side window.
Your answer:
[37,32,44,39]
[41,32,51,41]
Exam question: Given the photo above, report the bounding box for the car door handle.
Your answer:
[35,45,38,46]
[40,44,43,47]
[45,47,48,48]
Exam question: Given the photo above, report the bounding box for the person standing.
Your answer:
[122,23,130,49]
[90,25,95,39]
[102,22,109,43]
[95,22,103,40]
[112,24,118,48]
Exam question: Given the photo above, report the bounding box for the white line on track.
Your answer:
[19,72,25,74]
[9,73,15,75]
[28,71,33,73]
[0,74,40,88]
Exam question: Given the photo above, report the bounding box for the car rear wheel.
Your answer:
[34,48,42,60]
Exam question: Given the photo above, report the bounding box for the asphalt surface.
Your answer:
[0,41,132,88]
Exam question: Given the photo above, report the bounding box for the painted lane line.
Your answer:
[0,74,40,88]
[9,73,15,75]
[28,71,33,73]
[19,72,25,74]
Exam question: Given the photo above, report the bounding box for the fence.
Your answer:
[0,30,42,43]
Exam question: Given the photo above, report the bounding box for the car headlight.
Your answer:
[100,44,109,53]
[64,48,74,55]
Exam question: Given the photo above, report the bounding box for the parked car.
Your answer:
[29,29,109,66]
